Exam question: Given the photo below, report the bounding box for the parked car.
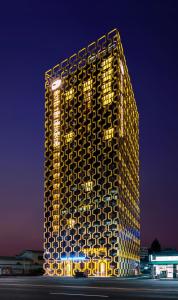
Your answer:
[74,270,88,278]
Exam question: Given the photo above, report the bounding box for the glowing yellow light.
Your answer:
[101,56,113,70]
[65,131,74,143]
[84,180,93,192]
[120,59,124,75]
[65,88,74,100]
[83,79,92,92]
[51,79,61,90]
[44,29,139,278]
[68,218,75,228]
[102,92,114,106]
[104,128,114,140]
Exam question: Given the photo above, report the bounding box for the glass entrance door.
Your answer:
[64,261,72,276]
[100,262,106,277]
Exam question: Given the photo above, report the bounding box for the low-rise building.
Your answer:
[149,250,178,279]
[0,250,43,276]
[17,250,43,265]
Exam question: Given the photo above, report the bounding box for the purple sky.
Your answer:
[0,0,178,255]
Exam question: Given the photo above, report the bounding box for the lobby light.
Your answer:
[61,257,86,261]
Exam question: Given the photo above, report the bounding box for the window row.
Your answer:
[64,127,114,143]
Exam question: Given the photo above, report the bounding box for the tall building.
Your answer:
[44,29,140,277]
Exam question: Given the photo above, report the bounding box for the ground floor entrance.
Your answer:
[61,260,108,277]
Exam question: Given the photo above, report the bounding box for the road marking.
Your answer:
[50,292,108,298]
[0,283,178,294]
[0,287,32,291]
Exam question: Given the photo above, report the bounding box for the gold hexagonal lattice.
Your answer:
[44,29,140,277]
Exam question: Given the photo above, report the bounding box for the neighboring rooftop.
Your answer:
[152,250,178,256]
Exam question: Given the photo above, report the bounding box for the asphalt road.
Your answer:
[0,276,177,299]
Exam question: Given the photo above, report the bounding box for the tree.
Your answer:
[150,238,161,253]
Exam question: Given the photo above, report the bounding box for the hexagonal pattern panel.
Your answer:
[44,29,140,277]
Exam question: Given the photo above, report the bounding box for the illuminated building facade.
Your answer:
[44,29,140,277]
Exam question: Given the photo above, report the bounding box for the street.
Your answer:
[0,276,177,299]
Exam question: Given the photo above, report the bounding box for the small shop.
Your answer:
[149,251,178,279]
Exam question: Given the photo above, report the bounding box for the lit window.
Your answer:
[83,79,93,108]
[84,181,93,192]
[102,81,112,94]
[53,204,59,211]
[53,111,60,119]
[53,153,59,159]
[53,89,60,100]
[53,102,60,110]
[53,183,59,190]
[53,127,60,137]
[65,88,74,101]
[102,68,113,82]
[102,92,114,106]
[68,218,75,228]
[53,194,59,200]
[54,120,60,128]
[53,225,58,233]
[84,90,92,100]
[53,125,60,135]
[83,79,92,92]
[84,91,92,108]
[51,79,61,91]
[101,56,113,70]
[104,128,114,140]
[83,205,91,211]
[102,77,114,105]
[53,162,60,169]
[53,90,60,112]
[65,131,74,143]
[53,142,60,149]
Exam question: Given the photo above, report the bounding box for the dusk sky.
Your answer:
[0,0,178,255]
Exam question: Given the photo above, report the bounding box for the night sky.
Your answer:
[0,0,178,256]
